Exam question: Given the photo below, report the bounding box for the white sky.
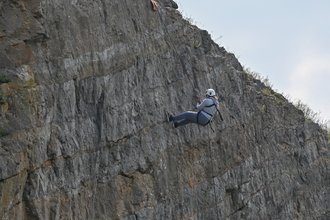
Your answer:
[176,0,330,122]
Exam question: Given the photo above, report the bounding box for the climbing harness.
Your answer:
[196,97,224,131]
[157,4,225,133]
[156,6,224,127]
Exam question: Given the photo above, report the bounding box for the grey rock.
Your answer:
[0,0,329,219]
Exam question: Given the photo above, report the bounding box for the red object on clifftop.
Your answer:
[151,0,158,11]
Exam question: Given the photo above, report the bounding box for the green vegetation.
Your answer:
[0,70,9,104]
[0,128,9,138]
[0,71,9,84]
[261,87,271,96]
[244,66,262,80]
[261,88,286,105]
[244,66,274,88]
[0,93,5,104]
[295,100,319,122]
[245,66,285,105]
[185,16,197,26]
[0,75,9,84]
[192,40,201,49]
[181,12,199,27]
[244,66,330,136]
[295,100,330,130]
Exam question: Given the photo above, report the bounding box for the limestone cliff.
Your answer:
[0,0,329,219]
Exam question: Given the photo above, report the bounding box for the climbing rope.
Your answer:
[207,126,221,220]
[154,3,223,218]
[155,2,200,98]
[156,6,205,215]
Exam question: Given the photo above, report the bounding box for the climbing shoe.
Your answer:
[165,111,173,122]
[172,122,178,128]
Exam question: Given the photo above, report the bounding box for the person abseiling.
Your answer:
[167,89,220,128]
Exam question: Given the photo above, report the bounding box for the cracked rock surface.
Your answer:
[0,0,329,219]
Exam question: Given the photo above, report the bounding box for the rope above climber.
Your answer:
[167,89,222,128]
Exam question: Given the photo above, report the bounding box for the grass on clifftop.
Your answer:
[244,66,330,138]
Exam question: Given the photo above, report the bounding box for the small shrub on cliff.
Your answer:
[0,91,6,104]
[0,76,9,84]
[0,96,5,105]
[295,100,319,122]
[244,66,274,90]
[192,40,201,49]
[0,128,9,137]
[295,100,330,131]
[244,66,261,80]
[0,70,10,84]
[261,88,285,105]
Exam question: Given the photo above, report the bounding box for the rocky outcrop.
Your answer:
[0,0,329,219]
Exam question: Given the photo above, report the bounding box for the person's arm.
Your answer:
[196,95,201,104]
[196,99,208,111]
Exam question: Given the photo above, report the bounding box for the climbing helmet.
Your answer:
[205,89,215,96]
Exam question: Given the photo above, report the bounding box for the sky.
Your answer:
[176,0,330,124]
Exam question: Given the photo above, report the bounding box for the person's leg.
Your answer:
[172,111,198,122]
[172,111,198,127]
[175,112,210,127]
[175,119,190,127]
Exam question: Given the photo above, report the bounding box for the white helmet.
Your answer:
[205,89,216,96]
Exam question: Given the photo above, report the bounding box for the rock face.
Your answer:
[0,0,329,219]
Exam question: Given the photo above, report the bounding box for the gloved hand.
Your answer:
[196,95,201,104]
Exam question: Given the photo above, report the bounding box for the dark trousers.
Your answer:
[172,111,209,127]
